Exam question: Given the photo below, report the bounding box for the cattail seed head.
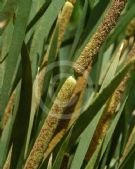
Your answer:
[86,47,135,161]
[57,1,74,49]
[24,76,76,169]
[73,0,127,75]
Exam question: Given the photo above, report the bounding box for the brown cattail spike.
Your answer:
[86,45,135,161]
[73,0,127,75]
[43,65,92,160]
[24,76,76,169]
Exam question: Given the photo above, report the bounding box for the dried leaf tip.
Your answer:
[73,0,127,75]
[23,76,76,169]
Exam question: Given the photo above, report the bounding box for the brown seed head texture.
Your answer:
[86,42,135,161]
[86,87,125,160]
[73,0,127,75]
[43,65,92,160]
[25,1,76,158]
[24,77,76,169]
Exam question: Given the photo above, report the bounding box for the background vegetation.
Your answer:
[0,0,135,169]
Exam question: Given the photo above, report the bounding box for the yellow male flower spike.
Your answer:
[24,76,76,169]
[57,1,74,49]
[73,0,127,75]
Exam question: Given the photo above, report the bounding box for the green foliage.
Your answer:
[0,0,135,169]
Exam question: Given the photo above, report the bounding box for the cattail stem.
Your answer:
[24,76,76,169]
[73,0,127,75]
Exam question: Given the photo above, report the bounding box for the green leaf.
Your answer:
[10,43,32,169]
[26,0,51,33]
[86,99,127,169]
[0,21,13,94]
[52,132,71,169]
[70,108,103,169]
[0,0,32,115]
[29,0,65,62]
[106,3,135,49]
[119,143,135,169]
[68,58,135,149]
[0,83,21,168]
[70,0,88,60]
[0,115,14,168]
[0,0,18,35]
[25,25,58,157]
[100,42,123,90]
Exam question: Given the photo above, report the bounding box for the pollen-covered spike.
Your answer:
[73,0,127,75]
[24,76,76,169]
[57,1,74,49]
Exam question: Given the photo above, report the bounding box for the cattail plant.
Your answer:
[57,0,76,49]
[25,0,76,156]
[73,0,127,75]
[24,76,76,169]
[32,0,76,112]
[43,65,92,160]
[1,0,135,169]
[86,43,135,160]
